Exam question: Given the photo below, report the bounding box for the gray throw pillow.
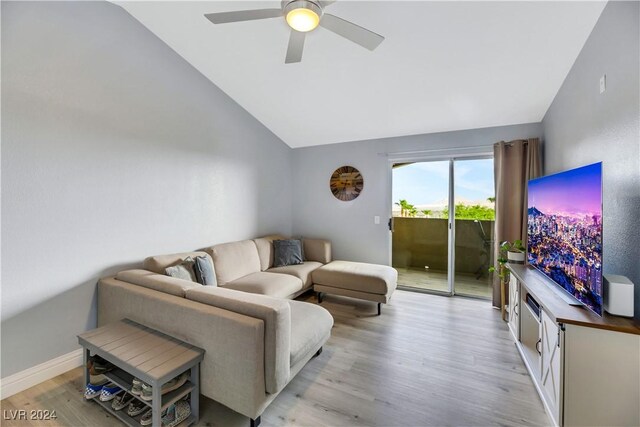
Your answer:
[292,237,305,261]
[273,239,304,267]
[194,256,217,287]
[165,257,197,282]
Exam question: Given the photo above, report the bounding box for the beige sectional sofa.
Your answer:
[98,249,333,426]
[97,235,397,425]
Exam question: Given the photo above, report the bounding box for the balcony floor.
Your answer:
[396,267,492,299]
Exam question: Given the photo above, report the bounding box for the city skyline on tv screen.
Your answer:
[527,162,603,316]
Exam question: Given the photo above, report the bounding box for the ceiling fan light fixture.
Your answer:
[284,1,322,32]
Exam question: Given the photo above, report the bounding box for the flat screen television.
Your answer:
[527,162,603,316]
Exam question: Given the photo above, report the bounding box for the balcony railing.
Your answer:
[392,217,495,296]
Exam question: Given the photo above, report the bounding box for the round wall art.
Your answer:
[329,166,363,201]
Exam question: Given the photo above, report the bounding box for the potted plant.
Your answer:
[489,240,526,280]
[490,240,525,321]
[505,239,526,263]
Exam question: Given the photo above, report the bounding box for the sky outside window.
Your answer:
[392,159,494,210]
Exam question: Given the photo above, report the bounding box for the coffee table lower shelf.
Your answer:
[87,398,195,427]
[102,368,195,412]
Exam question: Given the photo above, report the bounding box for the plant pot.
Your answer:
[507,251,525,263]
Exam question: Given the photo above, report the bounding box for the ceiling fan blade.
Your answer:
[204,9,282,24]
[285,30,306,64]
[320,13,384,51]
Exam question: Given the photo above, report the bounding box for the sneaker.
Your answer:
[140,372,188,401]
[162,400,191,427]
[111,392,135,411]
[89,373,107,385]
[140,409,153,426]
[140,407,169,426]
[87,355,114,375]
[131,378,144,396]
[84,382,107,400]
[99,383,123,402]
[126,399,147,417]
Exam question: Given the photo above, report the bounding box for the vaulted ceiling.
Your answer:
[116,1,606,148]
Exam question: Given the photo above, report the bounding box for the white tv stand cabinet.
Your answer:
[506,264,640,427]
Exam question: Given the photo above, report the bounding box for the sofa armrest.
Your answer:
[185,286,290,395]
[303,238,332,264]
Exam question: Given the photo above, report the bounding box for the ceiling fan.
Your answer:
[204,0,384,64]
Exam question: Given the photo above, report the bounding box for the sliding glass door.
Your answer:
[392,160,451,294]
[391,156,495,298]
[452,158,495,298]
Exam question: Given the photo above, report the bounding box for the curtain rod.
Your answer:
[378,144,494,157]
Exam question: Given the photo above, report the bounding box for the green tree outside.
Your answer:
[442,204,495,220]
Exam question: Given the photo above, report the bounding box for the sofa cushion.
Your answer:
[273,239,304,267]
[116,269,200,297]
[312,260,398,295]
[165,257,197,282]
[223,272,303,299]
[267,262,323,289]
[253,235,287,271]
[194,255,217,286]
[185,286,291,394]
[208,240,261,286]
[288,300,333,367]
[143,252,213,275]
[303,239,332,264]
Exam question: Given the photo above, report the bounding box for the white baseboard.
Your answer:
[0,349,84,399]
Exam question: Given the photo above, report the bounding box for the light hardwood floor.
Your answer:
[1,290,549,426]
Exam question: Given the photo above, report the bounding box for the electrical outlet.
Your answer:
[374,216,380,225]
[600,74,606,94]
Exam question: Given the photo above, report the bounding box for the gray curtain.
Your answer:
[492,138,542,308]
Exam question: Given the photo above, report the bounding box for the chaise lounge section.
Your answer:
[313,260,398,315]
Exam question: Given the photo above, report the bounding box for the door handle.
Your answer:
[388,217,394,232]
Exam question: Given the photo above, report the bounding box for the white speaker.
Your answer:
[603,274,635,317]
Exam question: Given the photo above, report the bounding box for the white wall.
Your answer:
[542,1,640,321]
[291,123,543,265]
[1,1,292,377]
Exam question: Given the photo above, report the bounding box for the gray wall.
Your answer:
[1,1,292,377]
[542,1,640,321]
[291,123,542,265]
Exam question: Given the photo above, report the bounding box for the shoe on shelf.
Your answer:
[162,400,191,427]
[89,373,107,385]
[87,355,115,375]
[126,399,147,417]
[99,383,123,402]
[140,409,153,426]
[140,372,189,402]
[131,378,144,396]
[140,409,154,426]
[84,381,108,400]
[140,407,170,426]
[111,392,135,411]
